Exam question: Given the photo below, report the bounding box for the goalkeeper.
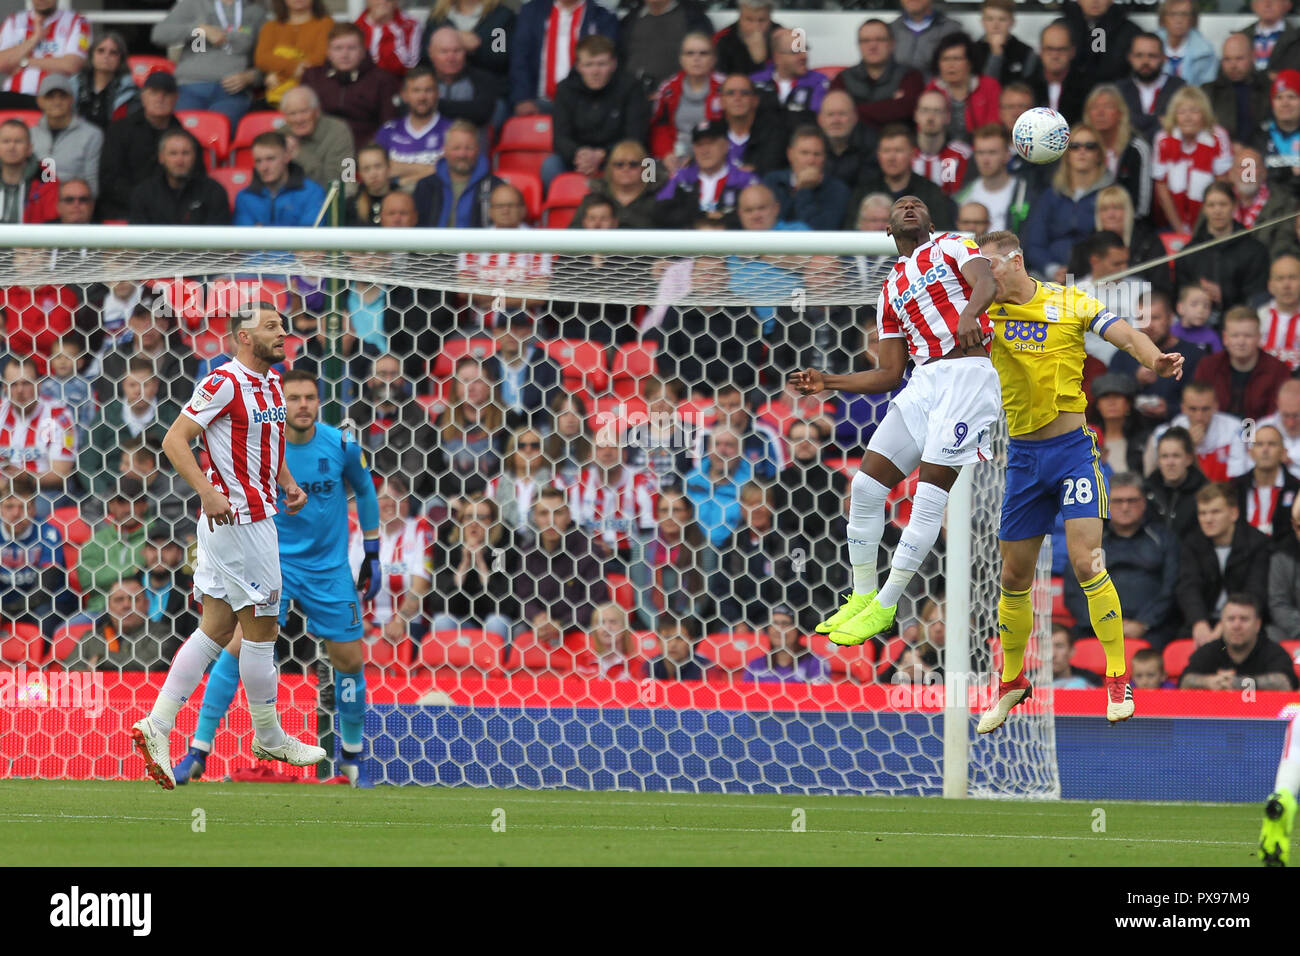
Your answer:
[173,369,383,787]
[973,231,1183,731]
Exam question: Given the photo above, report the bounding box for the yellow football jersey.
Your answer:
[989,281,1120,437]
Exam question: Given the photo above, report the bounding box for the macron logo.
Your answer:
[50,886,151,936]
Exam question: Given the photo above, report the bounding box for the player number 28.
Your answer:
[1062,477,1094,505]
[1003,321,1048,342]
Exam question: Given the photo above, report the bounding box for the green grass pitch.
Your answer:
[0,780,1263,866]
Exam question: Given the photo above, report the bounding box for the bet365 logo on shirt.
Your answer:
[251,406,286,424]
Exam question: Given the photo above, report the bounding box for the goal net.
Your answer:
[0,226,1057,798]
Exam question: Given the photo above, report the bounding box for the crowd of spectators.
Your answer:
[2,0,1300,689]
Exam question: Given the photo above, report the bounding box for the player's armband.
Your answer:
[1089,309,1119,336]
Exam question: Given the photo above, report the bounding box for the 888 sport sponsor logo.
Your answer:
[1003,320,1047,352]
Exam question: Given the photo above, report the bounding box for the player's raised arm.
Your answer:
[161,414,233,531]
[1102,316,1185,380]
[789,337,908,396]
[342,439,382,601]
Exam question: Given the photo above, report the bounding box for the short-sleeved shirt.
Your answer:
[181,359,286,525]
[876,232,992,361]
[374,114,452,168]
[1182,635,1300,689]
[988,281,1118,437]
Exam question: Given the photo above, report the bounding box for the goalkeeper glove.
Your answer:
[356,537,381,601]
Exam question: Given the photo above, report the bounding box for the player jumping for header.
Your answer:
[790,195,1001,647]
[131,304,324,790]
[973,231,1183,731]
[170,368,383,787]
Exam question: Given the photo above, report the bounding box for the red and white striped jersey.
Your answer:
[1154,412,1251,482]
[568,466,657,552]
[348,518,432,625]
[876,232,992,360]
[0,398,76,473]
[182,360,286,525]
[1259,301,1300,369]
[1152,126,1233,225]
[457,251,553,286]
[0,10,90,95]
[911,141,971,196]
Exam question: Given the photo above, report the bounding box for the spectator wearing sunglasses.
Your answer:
[55,177,94,224]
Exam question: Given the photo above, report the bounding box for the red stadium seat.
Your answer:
[230,111,287,166]
[493,116,553,178]
[496,169,542,222]
[875,636,909,680]
[1069,638,1107,677]
[542,172,591,228]
[609,342,658,399]
[206,276,288,316]
[1162,639,1195,682]
[1283,640,1300,667]
[606,573,634,611]
[49,506,90,546]
[0,622,44,665]
[808,633,875,682]
[543,206,578,229]
[177,109,230,164]
[187,330,226,361]
[1124,639,1151,670]
[363,638,413,672]
[506,630,592,674]
[50,622,93,662]
[648,123,677,160]
[128,55,174,87]
[592,395,647,434]
[544,338,609,394]
[815,65,848,81]
[64,544,80,594]
[421,628,504,676]
[433,337,497,378]
[702,631,769,678]
[207,166,253,212]
[1050,576,1073,628]
[0,109,39,128]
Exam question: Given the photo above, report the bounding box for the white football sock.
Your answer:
[150,629,223,733]
[239,639,286,748]
[877,481,950,608]
[847,471,890,595]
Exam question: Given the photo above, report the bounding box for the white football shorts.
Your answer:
[869,355,1001,469]
[193,517,282,617]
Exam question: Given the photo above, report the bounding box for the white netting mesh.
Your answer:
[0,233,1056,798]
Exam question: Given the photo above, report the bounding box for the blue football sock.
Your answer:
[335,668,366,754]
[193,649,241,748]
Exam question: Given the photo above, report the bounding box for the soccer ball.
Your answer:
[1012,108,1070,164]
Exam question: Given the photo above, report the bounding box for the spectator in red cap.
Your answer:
[1264,67,1300,199]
